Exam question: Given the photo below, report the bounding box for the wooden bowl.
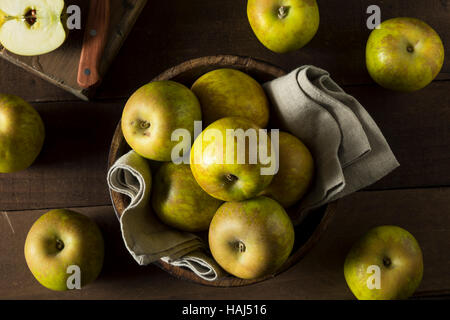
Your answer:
[108,55,337,287]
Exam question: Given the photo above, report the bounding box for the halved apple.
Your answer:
[0,0,66,56]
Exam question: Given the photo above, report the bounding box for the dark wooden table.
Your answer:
[1,0,449,300]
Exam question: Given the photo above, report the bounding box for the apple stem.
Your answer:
[139,120,150,130]
[383,257,391,267]
[225,173,238,182]
[56,239,64,251]
[237,241,246,253]
[277,6,289,19]
[407,45,414,53]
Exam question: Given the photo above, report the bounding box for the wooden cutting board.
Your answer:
[0,0,148,101]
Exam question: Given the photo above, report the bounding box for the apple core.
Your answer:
[24,9,37,27]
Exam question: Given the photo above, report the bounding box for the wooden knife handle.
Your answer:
[77,0,111,89]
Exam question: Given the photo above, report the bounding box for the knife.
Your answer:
[77,0,111,89]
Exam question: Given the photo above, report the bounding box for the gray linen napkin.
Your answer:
[107,150,223,281]
[264,65,400,224]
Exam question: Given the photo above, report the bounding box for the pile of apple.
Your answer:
[0,0,440,297]
[121,68,315,280]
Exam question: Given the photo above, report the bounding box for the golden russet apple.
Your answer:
[190,117,275,202]
[247,0,320,53]
[152,162,223,232]
[209,196,295,279]
[24,209,104,291]
[344,225,423,300]
[0,94,45,173]
[261,131,314,208]
[121,81,202,161]
[366,17,444,92]
[191,68,270,128]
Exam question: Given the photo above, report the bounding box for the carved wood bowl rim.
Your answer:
[107,55,337,287]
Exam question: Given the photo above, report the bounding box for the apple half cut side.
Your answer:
[0,0,66,56]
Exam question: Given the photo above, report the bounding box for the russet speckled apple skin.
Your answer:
[24,209,104,291]
[190,117,274,202]
[209,196,295,279]
[260,132,314,208]
[344,225,423,300]
[152,162,223,232]
[122,81,202,161]
[0,94,45,173]
[191,68,270,128]
[366,17,444,92]
[247,0,320,53]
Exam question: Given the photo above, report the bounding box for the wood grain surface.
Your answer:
[0,100,123,211]
[1,81,448,211]
[96,0,450,99]
[0,0,448,102]
[0,0,449,299]
[1,188,449,299]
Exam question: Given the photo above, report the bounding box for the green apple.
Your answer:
[260,131,314,208]
[366,17,445,92]
[24,209,104,291]
[122,81,202,161]
[0,0,67,56]
[152,162,223,232]
[247,0,320,53]
[209,196,294,279]
[344,225,423,300]
[190,117,275,202]
[0,94,45,173]
[191,68,270,128]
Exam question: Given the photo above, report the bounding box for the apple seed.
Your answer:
[24,9,37,27]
